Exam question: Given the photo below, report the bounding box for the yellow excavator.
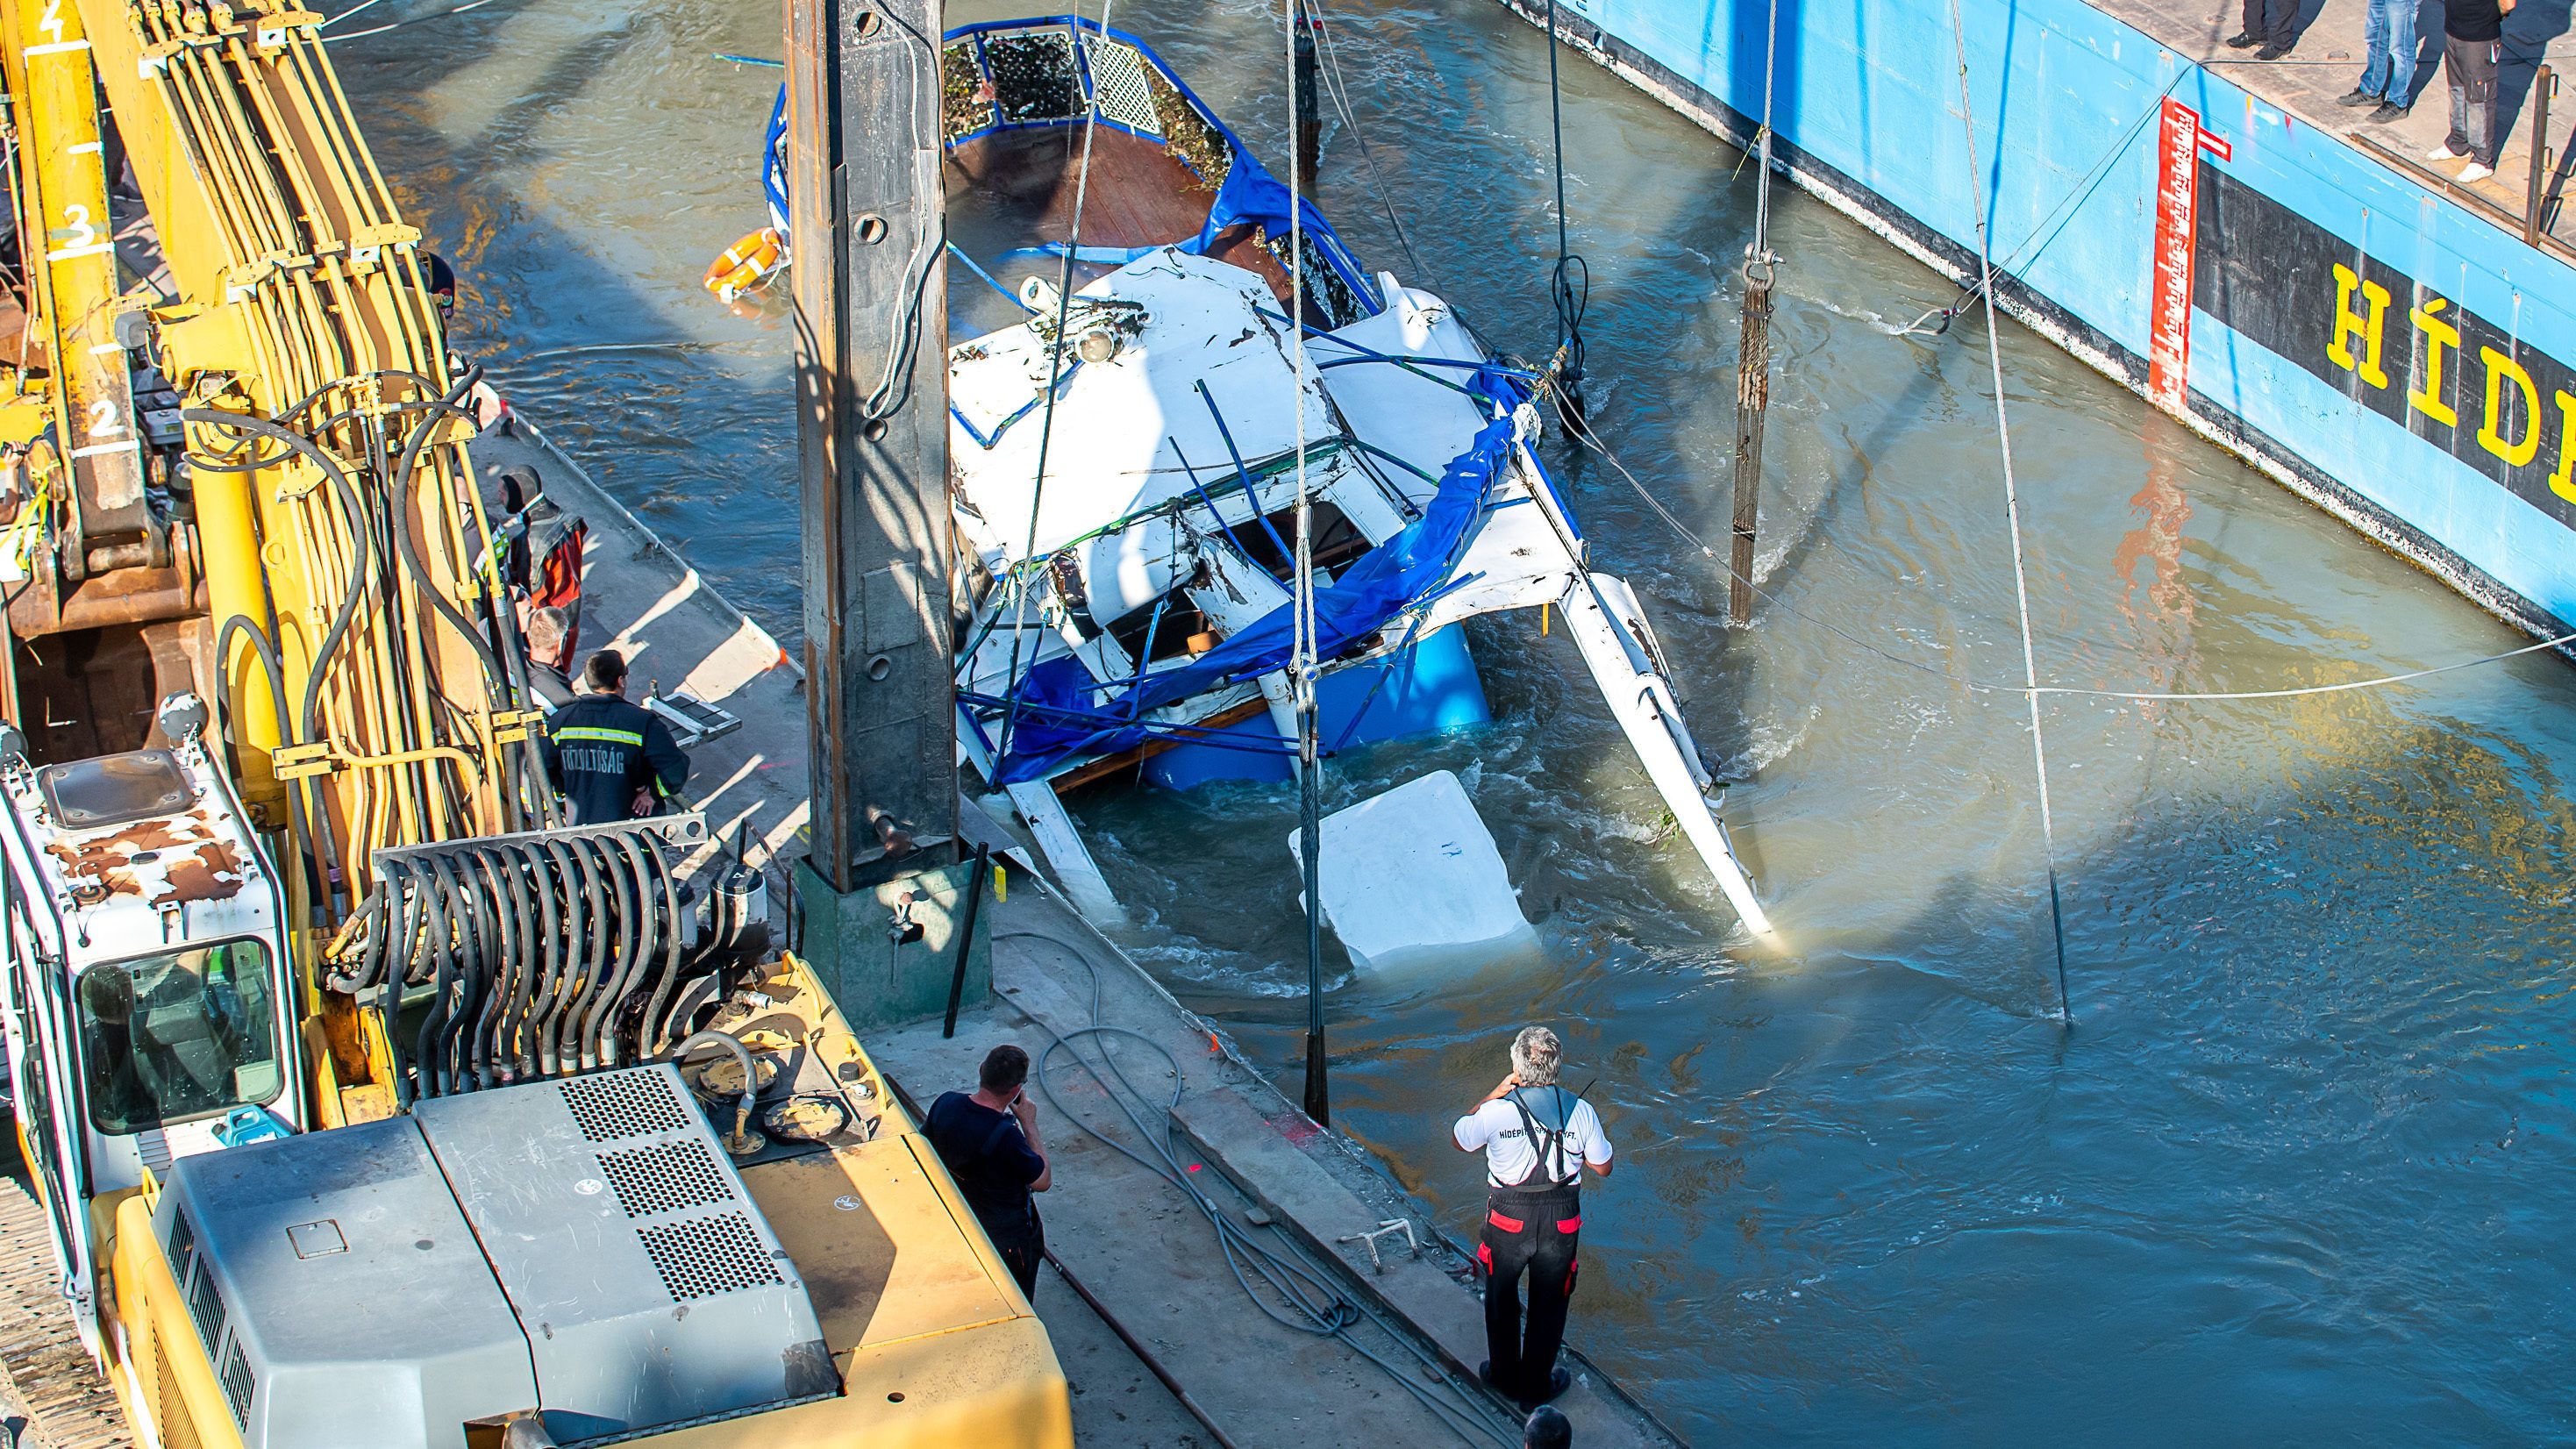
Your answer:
[0,0,1071,1444]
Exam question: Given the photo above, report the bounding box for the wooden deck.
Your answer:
[945,125,1295,305]
[0,1174,129,1449]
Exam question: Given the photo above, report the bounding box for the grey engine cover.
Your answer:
[412,1065,832,1441]
[159,1066,831,1448]
[155,1117,540,1449]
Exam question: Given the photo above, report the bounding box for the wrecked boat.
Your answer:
[756,15,1773,939]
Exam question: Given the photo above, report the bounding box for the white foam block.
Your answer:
[1288,769,1531,970]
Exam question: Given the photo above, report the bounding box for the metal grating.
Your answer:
[218,1337,254,1429]
[559,1071,689,1143]
[986,30,1080,124]
[166,1207,198,1290]
[634,1212,785,1302]
[186,1257,225,1353]
[596,1139,736,1220]
[1083,39,1160,134]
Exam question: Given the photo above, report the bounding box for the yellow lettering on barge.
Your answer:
[2329,263,2391,389]
[2409,296,2460,427]
[2479,347,2542,468]
[2552,392,2576,503]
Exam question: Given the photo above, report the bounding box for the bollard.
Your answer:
[1293,1,1321,198]
[1728,253,1777,625]
[2527,65,2557,246]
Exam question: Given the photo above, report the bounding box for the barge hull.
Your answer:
[1505,0,2576,637]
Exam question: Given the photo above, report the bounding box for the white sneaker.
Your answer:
[2428,142,2466,161]
[2459,161,2495,182]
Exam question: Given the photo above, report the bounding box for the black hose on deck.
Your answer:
[532,839,574,1075]
[465,847,513,1088]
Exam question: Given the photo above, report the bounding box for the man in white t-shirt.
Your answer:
[1453,1025,1613,1411]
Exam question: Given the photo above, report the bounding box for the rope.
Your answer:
[993,0,1118,767]
[1892,70,2187,338]
[1947,0,2071,1024]
[1300,0,1443,296]
[1541,0,1588,411]
[1002,924,1517,1445]
[1749,0,1780,263]
[319,0,493,43]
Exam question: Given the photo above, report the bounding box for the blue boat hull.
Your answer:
[1143,623,1492,789]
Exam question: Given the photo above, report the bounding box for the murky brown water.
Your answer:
[339,0,2576,1438]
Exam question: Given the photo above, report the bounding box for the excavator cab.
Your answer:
[0,705,299,1355]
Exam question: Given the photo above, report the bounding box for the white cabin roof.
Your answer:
[948,249,1339,560]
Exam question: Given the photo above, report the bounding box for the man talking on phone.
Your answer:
[1454,1025,1614,1411]
[924,1044,1053,1299]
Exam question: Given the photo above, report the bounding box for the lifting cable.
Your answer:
[1891,70,2188,339]
[991,0,1117,768]
[1541,0,1590,420]
[1565,405,2576,704]
[1287,0,1331,1129]
[1299,0,1444,300]
[1948,0,2073,1024]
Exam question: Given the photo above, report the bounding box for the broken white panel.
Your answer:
[1288,769,1533,970]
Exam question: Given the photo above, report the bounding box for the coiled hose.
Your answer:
[326,829,700,1096]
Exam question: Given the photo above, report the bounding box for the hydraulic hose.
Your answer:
[413,857,458,1097]
[638,831,686,1058]
[671,1030,759,1149]
[213,613,330,926]
[567,833,613,1069]
[464,847,513,1088]
[178,409,380,747]
[527,839,573,1075]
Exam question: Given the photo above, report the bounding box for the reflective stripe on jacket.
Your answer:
[537,694,689,824]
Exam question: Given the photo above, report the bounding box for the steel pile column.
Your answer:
[787,0,985,1027]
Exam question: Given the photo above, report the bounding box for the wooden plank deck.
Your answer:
[0,1174,129,1449]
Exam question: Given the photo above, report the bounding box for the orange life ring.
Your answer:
[703,227,787,302]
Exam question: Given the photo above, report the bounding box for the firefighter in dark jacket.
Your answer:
[539,650,689,824]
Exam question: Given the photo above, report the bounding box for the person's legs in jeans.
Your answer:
[2383,0,2418,102]
[2360,0,2392,94]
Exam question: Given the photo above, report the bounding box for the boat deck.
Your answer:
[945,125,1296,303]
[2098,0,2576,252]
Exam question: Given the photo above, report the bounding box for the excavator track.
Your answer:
[0,1174,127,1449]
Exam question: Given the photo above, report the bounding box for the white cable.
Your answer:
[1288,0,1317,721]
[1948,0,2073,1023]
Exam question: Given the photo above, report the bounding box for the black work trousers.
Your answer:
[986,1208,1045,1301]
[2240,0,2294,43]
[1478,1181,1582,1402]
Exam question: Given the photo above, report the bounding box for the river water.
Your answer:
[339,0,2575,1439]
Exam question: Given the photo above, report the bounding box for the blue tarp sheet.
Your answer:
[989,403,1519,783]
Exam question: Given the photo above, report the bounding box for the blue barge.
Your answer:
[1507,0,2576,634]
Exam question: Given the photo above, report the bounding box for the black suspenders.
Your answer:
[1505,1087,1579,1188]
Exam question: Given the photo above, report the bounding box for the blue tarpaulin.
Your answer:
[989,400,1520,783]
